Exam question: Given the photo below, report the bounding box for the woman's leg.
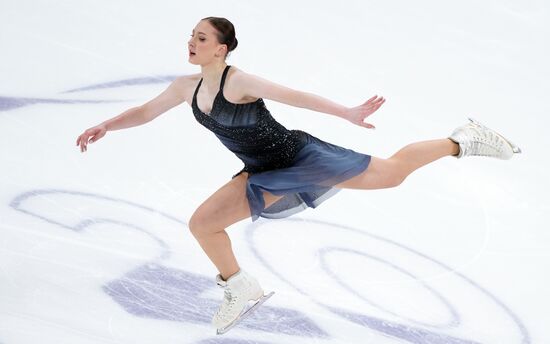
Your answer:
[188,172,283,280]
[335,138,459,189]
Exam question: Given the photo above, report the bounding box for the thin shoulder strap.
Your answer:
[193,78,202,99]
[219,65,231,91]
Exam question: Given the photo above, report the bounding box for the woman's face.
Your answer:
[188,20,227,65]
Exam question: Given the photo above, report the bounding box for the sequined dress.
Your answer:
[191,65,371,221]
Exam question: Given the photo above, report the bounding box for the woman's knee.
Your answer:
[364,157,406,189]
[382,157,408,188]
[188,208,218,238]
[188,174,251,237]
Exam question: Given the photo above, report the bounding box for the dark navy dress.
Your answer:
[192,65,371,221]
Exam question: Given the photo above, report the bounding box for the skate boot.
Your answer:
[211,269,274,335]
[449,117,522,159]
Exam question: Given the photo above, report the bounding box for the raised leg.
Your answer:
[335,138,459,189]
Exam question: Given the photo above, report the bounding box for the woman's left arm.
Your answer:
[238,71,385,129]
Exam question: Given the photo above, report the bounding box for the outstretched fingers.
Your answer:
[363,95,380,103]
[364,95,385,107]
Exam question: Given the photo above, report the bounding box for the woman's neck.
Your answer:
[200,62,228,91]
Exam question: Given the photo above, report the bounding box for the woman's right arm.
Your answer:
[76,76,189,152]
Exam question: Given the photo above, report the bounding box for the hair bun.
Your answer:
[231,37,238,51]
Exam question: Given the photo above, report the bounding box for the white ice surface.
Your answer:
[0,0,549,343]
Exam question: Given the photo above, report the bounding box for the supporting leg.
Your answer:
[188,173,283,334]
[188,172,283,280]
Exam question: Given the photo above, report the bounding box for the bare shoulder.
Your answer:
[227,66,297,103]
[181,72,202,84]
[175,73,202,87]
[227,66,290,91]
[175,73,202,104]
[228,66,256,84]
[225,66,261,103]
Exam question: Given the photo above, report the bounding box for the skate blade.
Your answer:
[216,291,275,335]
[468,117,522,154]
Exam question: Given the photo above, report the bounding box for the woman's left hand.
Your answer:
[343,95,385,129]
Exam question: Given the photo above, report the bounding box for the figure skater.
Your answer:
[75,16,521,335]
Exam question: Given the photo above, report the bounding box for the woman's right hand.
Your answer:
[76,124,107,152]
[74,76,188,153]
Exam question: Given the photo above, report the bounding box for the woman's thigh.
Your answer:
[333,156,403,190]
[189,172,283,233]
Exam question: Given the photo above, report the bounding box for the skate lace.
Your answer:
[466,125,504,157]
[215,288,239,321]
[224,289,238,306]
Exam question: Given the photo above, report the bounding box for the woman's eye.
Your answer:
[190,34,205,42]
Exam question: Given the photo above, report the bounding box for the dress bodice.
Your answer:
[191,65,307,174]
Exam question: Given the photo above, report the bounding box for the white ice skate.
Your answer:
[449,117,522,159]
[211,269,274,335]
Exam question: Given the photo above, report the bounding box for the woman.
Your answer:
[76,16,521,334]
